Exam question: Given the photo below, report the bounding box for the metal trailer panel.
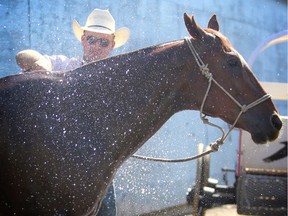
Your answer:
[237,117,287,215]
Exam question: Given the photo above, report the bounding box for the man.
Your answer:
[16,8,130,71]
[16,8,130,216]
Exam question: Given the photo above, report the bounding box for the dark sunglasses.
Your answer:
[86,35,110,47]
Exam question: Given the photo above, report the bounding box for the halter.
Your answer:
[132,37,271,162]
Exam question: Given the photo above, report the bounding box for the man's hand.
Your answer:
[16,49,52,72]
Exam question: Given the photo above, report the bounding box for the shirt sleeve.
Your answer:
[44,55,82,71]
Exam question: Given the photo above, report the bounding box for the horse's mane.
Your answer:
[72,39,183,79]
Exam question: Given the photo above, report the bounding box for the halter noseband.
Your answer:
[132,37,271,162]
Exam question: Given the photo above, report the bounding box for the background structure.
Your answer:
[0,0,287,215]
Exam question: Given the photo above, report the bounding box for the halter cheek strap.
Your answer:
[131,37,271,162]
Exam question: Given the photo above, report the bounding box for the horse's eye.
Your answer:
[227,57,239,67]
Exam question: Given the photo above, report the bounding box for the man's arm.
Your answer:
[16,49,52,72]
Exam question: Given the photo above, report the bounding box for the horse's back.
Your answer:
[0,72,109,215]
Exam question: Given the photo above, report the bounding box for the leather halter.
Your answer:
[132,37,271,162]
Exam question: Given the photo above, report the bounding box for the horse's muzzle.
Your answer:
[251,113,282,144]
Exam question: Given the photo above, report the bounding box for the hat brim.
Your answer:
[72,20,130,48]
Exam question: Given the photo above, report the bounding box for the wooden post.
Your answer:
[192,143,204,216]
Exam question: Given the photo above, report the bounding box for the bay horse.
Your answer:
[0,13,282,215]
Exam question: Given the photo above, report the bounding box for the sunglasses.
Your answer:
[86,35,110,47]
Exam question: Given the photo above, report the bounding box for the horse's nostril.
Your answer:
[271,114,282,131]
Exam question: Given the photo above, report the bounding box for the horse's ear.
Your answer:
[184,12,206,40]
[208,14,219,31]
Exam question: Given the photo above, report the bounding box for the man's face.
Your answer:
[81,31,115,62]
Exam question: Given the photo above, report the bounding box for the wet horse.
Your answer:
[0,13,282,215]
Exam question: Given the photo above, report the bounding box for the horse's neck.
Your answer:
[72,40,199,163]
[113,40,193,116]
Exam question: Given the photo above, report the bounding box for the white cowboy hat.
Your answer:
[72,9,130,48]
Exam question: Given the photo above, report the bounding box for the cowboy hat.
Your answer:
[72,9,130,48]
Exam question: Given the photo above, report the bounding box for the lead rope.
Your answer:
[131,37,271,163]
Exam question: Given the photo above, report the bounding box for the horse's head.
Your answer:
[183,13,282,144]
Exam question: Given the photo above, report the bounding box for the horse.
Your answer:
[0,13,282,215]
